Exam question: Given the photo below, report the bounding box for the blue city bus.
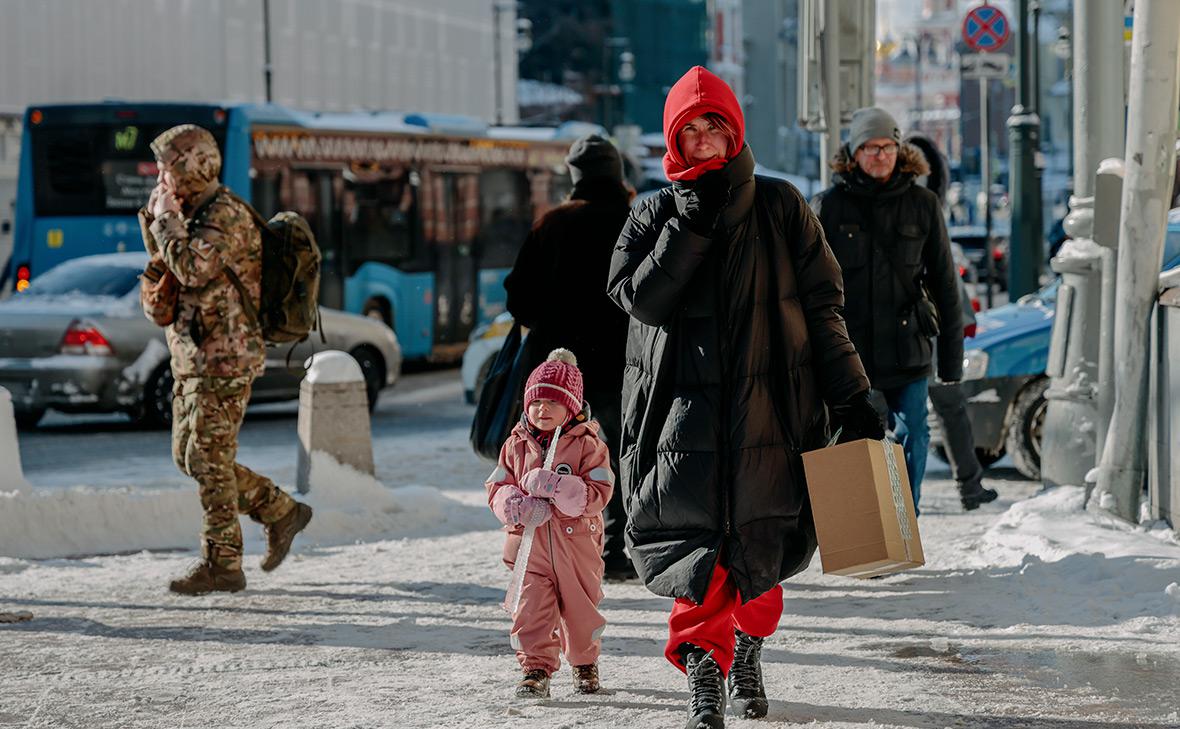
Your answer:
[4,102,577,360]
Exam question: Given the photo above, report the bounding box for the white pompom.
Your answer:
[546,348,578,367]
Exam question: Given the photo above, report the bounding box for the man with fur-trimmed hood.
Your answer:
[811,107,963,515]
[141,124,312,595]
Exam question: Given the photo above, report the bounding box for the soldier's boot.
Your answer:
[515,668,551,699]
[572,663,600,694]
[169,561,246,595]
[958,477,999,511]
[728,631,768,719]
[683,645,726,729]
[261,502,313,572]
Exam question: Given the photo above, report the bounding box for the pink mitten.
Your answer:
[491,485,527,526]
[550,475,589,517]
[521,468,561,498]
[519,496,553,527]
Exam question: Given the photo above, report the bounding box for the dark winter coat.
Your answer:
[607,145,870,604]
[504,178,632,431]
[810,144,964,389]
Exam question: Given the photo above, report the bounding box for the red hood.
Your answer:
[662,66,745,182]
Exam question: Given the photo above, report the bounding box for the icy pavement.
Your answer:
[3,373,1179,728]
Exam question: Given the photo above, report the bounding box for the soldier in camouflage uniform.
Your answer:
[140,124,313,595]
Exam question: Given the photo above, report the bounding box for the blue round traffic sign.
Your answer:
[962,5,1010,53]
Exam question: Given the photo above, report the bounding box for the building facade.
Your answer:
[0,0,515,122]
[740,0,820,177]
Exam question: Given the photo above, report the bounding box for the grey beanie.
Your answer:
[565,134,623,184]
[848,107,901,154]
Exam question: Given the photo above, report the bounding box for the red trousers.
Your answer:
[664,561,783,676]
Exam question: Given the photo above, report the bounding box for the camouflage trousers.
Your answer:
[172,375,296,570]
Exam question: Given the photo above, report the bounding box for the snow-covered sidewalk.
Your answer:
[3,465,1179,728]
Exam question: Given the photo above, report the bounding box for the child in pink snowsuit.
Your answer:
[486,348,614,699]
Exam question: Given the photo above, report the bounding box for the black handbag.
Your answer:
[880,241,941,338]
[470,322,531,460]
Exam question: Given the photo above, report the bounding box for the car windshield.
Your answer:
[24,260,141,298]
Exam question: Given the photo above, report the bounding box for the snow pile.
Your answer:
[965,485,1180,624]
[298,451,494,542]
[0,452,494,560]
[982,485,1179,564]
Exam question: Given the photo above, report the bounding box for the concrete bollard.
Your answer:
[0,386,31,492]
[296,351,374,493]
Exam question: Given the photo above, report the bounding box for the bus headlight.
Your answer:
[962,350,989,381]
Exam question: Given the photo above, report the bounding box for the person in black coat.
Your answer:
[811,107,964,517]
[906,133,1000,512]
[607,66,882,728]
[504,134,636,579]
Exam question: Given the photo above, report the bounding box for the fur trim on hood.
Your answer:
[828,141,930,178]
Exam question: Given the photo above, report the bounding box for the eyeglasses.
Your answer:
[860,143,899,157]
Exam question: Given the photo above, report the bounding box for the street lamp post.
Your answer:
[262,0,273,103]
[1007,0,1044,298]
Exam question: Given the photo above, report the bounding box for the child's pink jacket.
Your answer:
[487,417,614,561]
[485,417,614,672]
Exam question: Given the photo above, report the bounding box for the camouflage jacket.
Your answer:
[142,186,266,379]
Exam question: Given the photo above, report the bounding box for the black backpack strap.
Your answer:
[187,186,264,333]
[223,265,262,333]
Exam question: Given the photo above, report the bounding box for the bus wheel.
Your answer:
[349,346,385,412]
[362,297,393,330]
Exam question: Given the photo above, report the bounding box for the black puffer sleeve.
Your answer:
[607,191,713,327]
[778,184,870,405]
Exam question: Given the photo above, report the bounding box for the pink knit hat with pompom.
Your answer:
[524,348,584,424]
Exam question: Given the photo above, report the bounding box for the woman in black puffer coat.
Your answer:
[607,66,882,728]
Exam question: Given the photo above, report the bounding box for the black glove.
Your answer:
[828,390,886,442]
[673,170,731,237]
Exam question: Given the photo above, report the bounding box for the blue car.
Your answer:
[943,214,1180,479]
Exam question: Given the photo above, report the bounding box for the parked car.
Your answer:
[950,241,979,286]
[0,252,402,428]
[937,216,1180,479]
[950,223,1010,290]
[460,311,520,404]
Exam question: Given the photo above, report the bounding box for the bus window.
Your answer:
[31,123,225,216]
[477,169,532,269]
[343,168,423,274]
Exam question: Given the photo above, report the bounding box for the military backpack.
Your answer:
[205,188,323,345]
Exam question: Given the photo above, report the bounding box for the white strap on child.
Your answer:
[503,426,562,616]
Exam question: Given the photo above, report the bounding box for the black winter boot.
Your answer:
[728,631,768,718]
[959,478,999,511]
[683,645,726,729]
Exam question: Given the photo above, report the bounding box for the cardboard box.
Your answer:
[801,438,924,578]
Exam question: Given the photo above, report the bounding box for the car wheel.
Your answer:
[1005,377,1049,480]
[138,364,174,429]
[349,346,385,412]
[362,298,393,331]
[976,447,1004,469]
[14,408,45,430]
